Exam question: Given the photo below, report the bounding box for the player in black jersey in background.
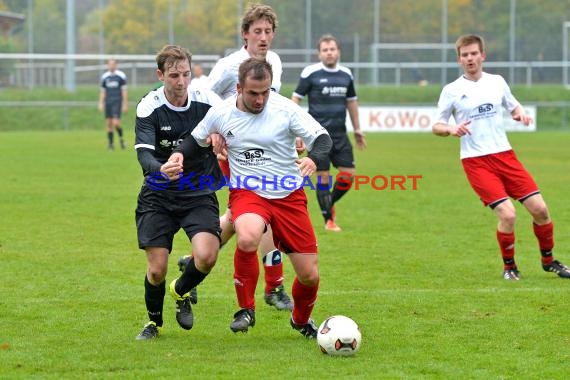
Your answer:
[292,34,366,232]
[134,45,223,340]
[98,58,128,150]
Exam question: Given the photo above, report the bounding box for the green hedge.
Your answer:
[1,85,568,131]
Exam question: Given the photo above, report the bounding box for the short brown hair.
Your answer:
[317,34,340,51]
[241,4,278,33]
[455,34,485,56]
[238,58,273,87]
[156,45,192,73]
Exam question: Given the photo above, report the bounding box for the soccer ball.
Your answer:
[317,315,362,356]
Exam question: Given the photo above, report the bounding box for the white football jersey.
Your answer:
[207,46,283,99]
[192,92,328,199]
[435,72,520,159]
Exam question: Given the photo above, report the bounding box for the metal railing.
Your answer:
[2,58,568,88]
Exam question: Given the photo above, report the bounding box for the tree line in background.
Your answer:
[1,0,569,64]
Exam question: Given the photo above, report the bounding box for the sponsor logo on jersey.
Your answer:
[106,80,120,88]
[471,103,497,120]
[477,103,493,113]
[322,86,347,96]
[159,138,184,148]
[239,148,264,160]
[236,148,271,166]
[160,125,172,131]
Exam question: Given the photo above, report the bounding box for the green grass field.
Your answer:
[1,129,569,379]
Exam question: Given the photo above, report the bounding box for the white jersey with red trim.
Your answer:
[191,92,328,199]
[435,72,520,159]
[207,46,282,99]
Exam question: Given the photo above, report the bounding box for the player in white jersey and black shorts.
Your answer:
[134,45,223,340]
[171,58,332,338]
[433,34,570,281]
[180,3,293,313]
[292,34,367,232]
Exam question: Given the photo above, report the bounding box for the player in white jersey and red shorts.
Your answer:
[433,34,570,281]
[171,58,332,338]
[179,3,293,312]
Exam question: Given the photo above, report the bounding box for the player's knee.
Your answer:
[147,267,167,284]
[236,233,261,252]
[195,251,218,271]
[337,170,355,181]
[500,212,517,229]
[296,266,319,286]
[531,204,550,224]
[220,219,235,235]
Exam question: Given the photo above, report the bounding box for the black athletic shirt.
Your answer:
[292,62,357,136]
[135,86,222,194]
[100,70,127,104]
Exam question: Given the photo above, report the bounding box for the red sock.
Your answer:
[233,248,259,310]
[263,249,284,294]
[264,264,284,293]
[533,221,554,265]
[291,277,319,325]
[496,230,516,269]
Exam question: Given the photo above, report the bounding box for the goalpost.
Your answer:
[562,21,570,89]
[369,42,456,86]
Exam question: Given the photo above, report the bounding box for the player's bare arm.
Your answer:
[511,105,533,126]
[432,120,472,137]
[98,90,105,112]
[207,133,228,158]
[295,137,307,154]
[347,100,366,150]
[122,89,128,113]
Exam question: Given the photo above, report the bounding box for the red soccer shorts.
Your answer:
[229,189,318,253]
[461,150,539,207]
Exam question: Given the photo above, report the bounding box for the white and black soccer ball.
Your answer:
[317,315,362,356]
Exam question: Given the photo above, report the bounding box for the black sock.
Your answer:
[503,258,516,269]
[316,187,333,221]
[540,249,553,265]
[117,128,125,147]
[107,131,114,146]
[175,256,207,295]
[331,180,351,204]
[144,276,165,327]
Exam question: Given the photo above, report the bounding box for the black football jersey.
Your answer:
[135,86,222,194]
[293,62,357,136]
[100,70,127,103]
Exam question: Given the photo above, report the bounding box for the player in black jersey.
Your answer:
[98,58,128,150]
[134,45,223,340]
[292,34,366,232]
